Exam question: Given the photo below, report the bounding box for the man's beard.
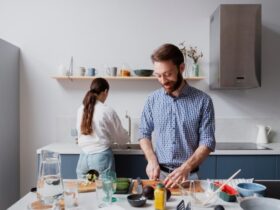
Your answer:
[163,72,183,94]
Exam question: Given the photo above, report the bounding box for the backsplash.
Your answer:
[56,116,280,144]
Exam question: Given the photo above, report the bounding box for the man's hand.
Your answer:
[139,138,160,180]
[163,165,190,188]
[146,160,160,180]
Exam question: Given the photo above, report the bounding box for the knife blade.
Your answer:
[136,177,143,194]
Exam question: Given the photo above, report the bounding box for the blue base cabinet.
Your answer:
[115,155,148,179]
[199,156,216,179]
[55,154,280,180]
[61,155,79,179]
[216,155,277,179]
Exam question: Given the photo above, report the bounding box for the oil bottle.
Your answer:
[154,183,166,210]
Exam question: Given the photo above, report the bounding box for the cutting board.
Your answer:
[78,181,96,193]
[132,180,204,195]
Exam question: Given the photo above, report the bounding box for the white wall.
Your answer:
[1,0,280,196]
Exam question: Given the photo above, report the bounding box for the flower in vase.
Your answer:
[187,46,203,64]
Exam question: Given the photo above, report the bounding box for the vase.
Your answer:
[191,63,199,77]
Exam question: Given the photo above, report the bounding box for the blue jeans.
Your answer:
[76,148,115,179]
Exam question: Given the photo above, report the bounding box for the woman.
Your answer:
[76,77,130,179]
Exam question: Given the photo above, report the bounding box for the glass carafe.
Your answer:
[37,150,63,205]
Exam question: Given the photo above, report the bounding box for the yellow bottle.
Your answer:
[154,183,166,210]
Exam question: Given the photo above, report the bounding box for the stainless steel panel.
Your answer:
[210,4,261,89]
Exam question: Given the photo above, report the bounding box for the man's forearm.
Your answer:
[139,138,158,163]
[181,145,212,172]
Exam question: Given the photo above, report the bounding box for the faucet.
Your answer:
[125,111,131,143]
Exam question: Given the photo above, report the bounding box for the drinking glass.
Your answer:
[63,180,78,209]
[95,176,113,208]
[102,171,117,202]
[37,150,63,205]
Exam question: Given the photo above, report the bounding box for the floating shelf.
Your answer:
[52,76,205,81]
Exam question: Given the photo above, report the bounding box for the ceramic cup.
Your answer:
[106,67,117,76]
[120,70,130,76]
[87,68,97,76]
[79,67,86,76]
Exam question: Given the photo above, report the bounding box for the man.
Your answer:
[139,43,215,188]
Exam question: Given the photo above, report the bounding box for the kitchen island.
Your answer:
[37,142,280,180]
[8,189,243,210]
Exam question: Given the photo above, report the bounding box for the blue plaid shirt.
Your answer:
[139,84,215,168]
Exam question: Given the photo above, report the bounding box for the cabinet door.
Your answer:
[199,156,216,179]
[60,154,79,179]
[217,155,277,179]
[276,156,280,179]
[115,155,148,179]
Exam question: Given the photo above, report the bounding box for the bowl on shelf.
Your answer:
[127,194,147,207]
[236,183,266,197]
[133,69,154,77]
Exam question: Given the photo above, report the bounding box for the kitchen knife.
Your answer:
[136,177,143,194]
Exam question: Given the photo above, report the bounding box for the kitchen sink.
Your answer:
[111,143,141,150]
[216,142,271,150]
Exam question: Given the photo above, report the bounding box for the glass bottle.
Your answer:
[154,183,166,210]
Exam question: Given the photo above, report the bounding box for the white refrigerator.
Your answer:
[0,39,19,209]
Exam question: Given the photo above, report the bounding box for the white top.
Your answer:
[76,101,130,154]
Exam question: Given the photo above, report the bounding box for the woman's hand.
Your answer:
[146,160,160,180]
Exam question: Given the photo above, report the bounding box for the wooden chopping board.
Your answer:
[78,181,95,193]
[132,180,204,195]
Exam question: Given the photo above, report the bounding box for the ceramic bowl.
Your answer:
[127,194,147,207]
[133,69,154,77]
[236,183,266,197]
[210,181,238,202]
[240,197,280,210]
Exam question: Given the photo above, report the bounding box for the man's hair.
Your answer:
[151,43,184,68]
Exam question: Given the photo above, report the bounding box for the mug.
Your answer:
[106,67,117,76]
[120,69,130,77]
[87,68,97,76]
[79,67,86,76]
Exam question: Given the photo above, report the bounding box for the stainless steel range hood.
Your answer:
[210,4,261,89]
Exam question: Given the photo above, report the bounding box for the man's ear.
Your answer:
[179,63,185,73]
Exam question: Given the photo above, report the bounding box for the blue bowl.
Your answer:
[237,183,266,197]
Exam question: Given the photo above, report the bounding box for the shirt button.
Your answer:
[173,141,176,144]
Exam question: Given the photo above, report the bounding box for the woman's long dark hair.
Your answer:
[81,78,109,135]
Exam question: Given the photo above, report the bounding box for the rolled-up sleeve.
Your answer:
[138,97,154,141]
[199,97,216,151]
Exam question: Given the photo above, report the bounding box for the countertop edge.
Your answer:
[36,142,280,155]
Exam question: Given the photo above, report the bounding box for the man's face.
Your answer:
[153,60,184,93]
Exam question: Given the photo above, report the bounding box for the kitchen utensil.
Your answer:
[240,197,280,210]
[134,69,154,77]
[236,182,266,197]
[136,177,143,194]
[176,200,191,210]
[256,125,271,144]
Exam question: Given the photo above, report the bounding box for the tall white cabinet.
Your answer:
[0,39,19,209]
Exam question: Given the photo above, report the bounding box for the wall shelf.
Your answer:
[52,76,205,81]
